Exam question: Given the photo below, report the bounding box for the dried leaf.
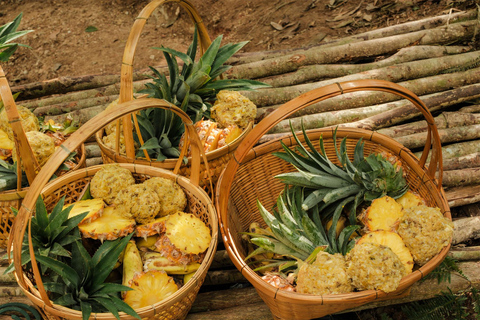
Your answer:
[327,0,365,21]
[363,13,373,21]
[271,21,284,31]
[332,18,354,29]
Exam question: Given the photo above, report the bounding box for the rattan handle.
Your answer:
[0,65,40,186]
[10,98,207,301]
[227,79,443,186]
[118,0,212,160]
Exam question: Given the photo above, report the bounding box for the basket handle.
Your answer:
[9,98,208,305]
[217,79,443,211]
[0,66,40,186]
[116,0,212,160]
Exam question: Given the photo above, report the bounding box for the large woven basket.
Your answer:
[9,98,218,320]
[0,66,85,248]
[95,0,253,195]
[215,79,451,320]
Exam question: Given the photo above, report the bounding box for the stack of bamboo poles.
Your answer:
[2,8,480,318]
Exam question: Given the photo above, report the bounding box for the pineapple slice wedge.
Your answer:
[154,212,211,265]
[396,190,425,210]
[356,230,414,274]
[79,206,135,241]
[359,196,404,232]
[143,251,201,275]
[0,128,14,160]
[122,240,143,297]
[217,125,243,149]
[136,235,159,250]
[65,198,105,224]
[123,270,178,309]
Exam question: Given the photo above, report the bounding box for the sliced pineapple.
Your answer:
[79,206,135,241]
[143,251,201,275]
[65,198,105,225]
[136,235,160,250]
[136,217,166,239]
[0,105,39,140]
[217,125,242,149]
[123,270,178,309]
[183,272,196,285]
[396,191,425,210]
[0,128,14,160]
[356,230,414,274]
[122,240,143,297]
[12,131,55,168]
[359,196,404,232]
[325,216,347,238]
[154,212,211,265]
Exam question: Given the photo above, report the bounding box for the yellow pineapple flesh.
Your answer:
[154,212,211,265]
[123,270,178,309]
[90,164,135,205]
[122,240,143,297]
[143,251,201,275]
[0,105,39,140]
[216,125,242,149]
[12,131,55,168]
[112,184,161,224]
[359,196,404,232]
[210,90,257,129]
[0,128,14,160]
[79,206,135,241]
[136,218,166,239]
[396,191,425,210]
[65,198,105,225]
[356,230,414,274]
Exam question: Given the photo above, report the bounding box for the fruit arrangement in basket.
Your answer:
[244,126,453,295]
[0,101,82,191]
[101,28,268,161]
[7,164,212,319]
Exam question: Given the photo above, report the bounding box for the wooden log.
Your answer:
[227,20,477,80]
[202,269,248,287]
[446,184,480,208]
[394,124,480,150]
[189,286,260,314]
[260,46,471,88]
[443,153,480,171]
[442,168,480,188]
[377,112,480,138]
[32,94,119,118]
[460,105,480,113]
[250,51,480,109]
[448,247,480,261]
[414,140,480,161]
[452,217,480,245]
[187,301,272,320]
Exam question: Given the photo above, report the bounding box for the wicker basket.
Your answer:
[95,0,253,195]
[215,79,451,320]
[0,66,85,248]
[9,98,218,320]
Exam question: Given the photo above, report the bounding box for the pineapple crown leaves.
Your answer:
[4,196,87,275]
[36,234,140,320]
[0,13,33,62]
[142,26,270,123]
[252,186,359,264]
[273,123,408,220]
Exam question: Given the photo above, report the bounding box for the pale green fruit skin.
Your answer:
[0,105,39,140]
[397,205,453,266]
[296,251,353,295]
[12,131,55,168]
[346,242,405,293]
[90,164,135,205]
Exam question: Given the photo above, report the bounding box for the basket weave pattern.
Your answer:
[10,98,218,320]
[95,0,252,194]
[0,66,85,248]
[216,79,451,320]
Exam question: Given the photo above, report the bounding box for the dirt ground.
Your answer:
[1,0,476,87]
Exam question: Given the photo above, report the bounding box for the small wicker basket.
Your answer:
[215,79,451,320]
[0,66,85,248]
[95,0,253,195]
[9,98,218,320]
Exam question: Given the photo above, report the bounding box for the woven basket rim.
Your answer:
[18,163,218,319]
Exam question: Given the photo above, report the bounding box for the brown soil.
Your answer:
[0,0,476,87]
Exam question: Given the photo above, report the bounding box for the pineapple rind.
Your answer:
[143,177,187,216]
[143,251,201,274]
[123,270,178,309]
[0,105,39,140]
[113,184,161,224]
[360,196,404,232]
[12,131,55,167]
[357,230,414,274]
[210,90,256,129]
[397,205,453,266]
[296,251,352,295]
[65,198,105,225]
[90,164,135,204]
[136,219,166,239]
[346,242,405,293]
[79,206,136,241]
